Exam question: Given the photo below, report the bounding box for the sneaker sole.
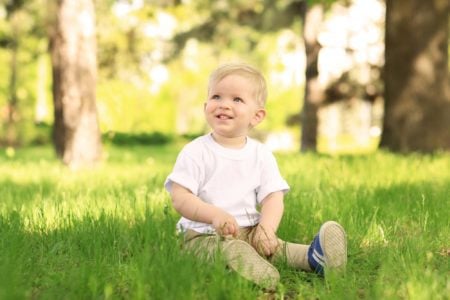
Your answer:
[319,221,347,270]
[223,239,280,290]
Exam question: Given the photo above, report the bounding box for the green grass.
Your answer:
[1,145,449,299]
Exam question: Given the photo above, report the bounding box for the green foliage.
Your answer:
[306,0,340,8]
[0,48,50,146]
[1,0,308,146]
[2,0,381,149]
[104,131,173,146]
[96,79,177,134]
[92,0,305,138]
[0,49,9,97]
[0,0,48,146]
[264,86,303,131]
[0,146,449,298]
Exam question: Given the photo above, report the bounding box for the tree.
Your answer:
[0,0,48,146]
[380,0,450,152]
[49,0,101,167]
[300,2,324,152]
[4,1,20,146]
[1,0,28,146]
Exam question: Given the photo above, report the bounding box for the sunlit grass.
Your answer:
[317,135,380,154]
[1,145,449,299]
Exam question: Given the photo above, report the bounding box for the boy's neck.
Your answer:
[211,133,247,149]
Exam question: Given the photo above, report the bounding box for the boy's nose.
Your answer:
[219,99,232,109]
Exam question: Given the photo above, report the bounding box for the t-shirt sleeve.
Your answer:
[164,150,202,195]
[256,150,290,203]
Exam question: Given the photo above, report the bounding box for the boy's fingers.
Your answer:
[231,226,238,237]
[223,226,230,235]
[216,218,238,237]
[229,223,237,236]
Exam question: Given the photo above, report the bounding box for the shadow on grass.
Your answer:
[279,179,449,299]
[0,210,262,299]
[1,178,448,299]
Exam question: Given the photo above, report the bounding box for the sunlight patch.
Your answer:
[360,219,388,248]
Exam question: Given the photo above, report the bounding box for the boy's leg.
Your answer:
[272,221,347,275]
[183,229,220,261]
[183,229,280,290]
[243,225,312,271]
[273,240,312,271]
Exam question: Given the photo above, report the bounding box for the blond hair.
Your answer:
[207,63,267,107]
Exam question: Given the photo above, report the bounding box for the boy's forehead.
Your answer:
[211,73,253,87]
[210,74,255,91]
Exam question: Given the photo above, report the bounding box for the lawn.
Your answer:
[0,144,449,299]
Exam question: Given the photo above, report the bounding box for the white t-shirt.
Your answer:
[164,133,290,233]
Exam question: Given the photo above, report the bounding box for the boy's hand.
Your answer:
[251,224,279,257]
[212,212,239,237]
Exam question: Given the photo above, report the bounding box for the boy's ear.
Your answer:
[251,108,266,127]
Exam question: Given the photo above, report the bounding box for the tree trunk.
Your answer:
[6,19,18,147]
[50,0,102,167]
[301,4,325,152]
[380,0,450,152]
[2,5,22,147]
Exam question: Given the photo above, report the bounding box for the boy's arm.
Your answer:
[259,191,284,232]
[252,191,284,256]
[170,182,239,236]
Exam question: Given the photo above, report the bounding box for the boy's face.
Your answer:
[204,74,266,140]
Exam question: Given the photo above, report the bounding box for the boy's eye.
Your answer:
[211,95,220,100]
[233,97,243,103]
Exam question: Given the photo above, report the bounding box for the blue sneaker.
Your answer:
[307,221,347,276]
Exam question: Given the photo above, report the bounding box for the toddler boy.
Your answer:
[165,63,347,289]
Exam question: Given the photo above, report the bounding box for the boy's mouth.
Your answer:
[216,114,232,120]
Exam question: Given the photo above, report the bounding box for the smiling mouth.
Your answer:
[216,114,233,120]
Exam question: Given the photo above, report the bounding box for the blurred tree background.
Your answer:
[0,0,449,166]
